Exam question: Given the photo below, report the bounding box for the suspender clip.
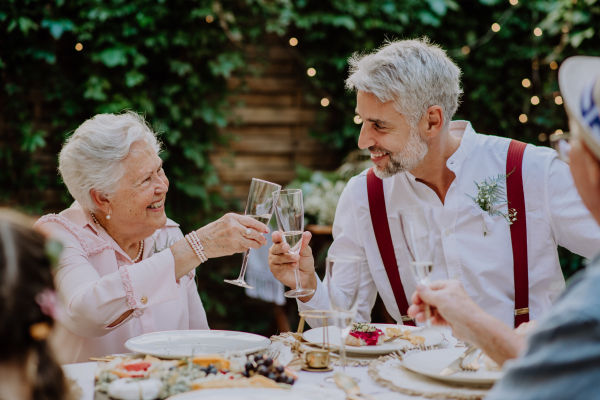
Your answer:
[514,308,529,316]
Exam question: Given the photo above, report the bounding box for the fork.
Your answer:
[461,350,483,371]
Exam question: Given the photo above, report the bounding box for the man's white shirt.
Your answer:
[299,121,600,328]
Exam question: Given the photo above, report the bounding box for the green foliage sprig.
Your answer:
[467,172,517,235]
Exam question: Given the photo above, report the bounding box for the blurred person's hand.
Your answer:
[268,230,317,302]
[408,279,526,365]
[408,280,484,342]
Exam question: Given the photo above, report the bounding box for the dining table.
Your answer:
[63,361,435,400]
[62,327,493,400]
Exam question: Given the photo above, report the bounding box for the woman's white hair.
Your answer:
[58,111,162,212]
[346,37,462,133]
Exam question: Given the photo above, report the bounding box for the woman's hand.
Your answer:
[268,231,317,302]
[196,213,269,258]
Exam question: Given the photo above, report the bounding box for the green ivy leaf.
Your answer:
[96,48,128,67]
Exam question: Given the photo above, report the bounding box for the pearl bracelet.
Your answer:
[185,232,208,263]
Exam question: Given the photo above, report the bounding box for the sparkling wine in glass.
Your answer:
[398,206,435,328]
[224,178,281,289]
[325,256,362,375]
[274,189,314,298]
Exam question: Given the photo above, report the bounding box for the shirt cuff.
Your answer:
[297,273,328,311]
[125,249,179,311]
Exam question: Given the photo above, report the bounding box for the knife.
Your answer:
[439,345,478,376]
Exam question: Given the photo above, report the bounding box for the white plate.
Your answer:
[302,324,444,355]
[167,387,345,400]
[124,330,271,359]
[402,348,503,386]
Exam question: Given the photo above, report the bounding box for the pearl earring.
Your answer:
[106,214,111,220]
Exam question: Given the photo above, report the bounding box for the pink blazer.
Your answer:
[36,202,209,364]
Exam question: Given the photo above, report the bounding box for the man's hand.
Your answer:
[268,230,317,302]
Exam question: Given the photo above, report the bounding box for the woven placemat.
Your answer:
[368,356,490,400]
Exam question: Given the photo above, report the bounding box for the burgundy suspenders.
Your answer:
[367,168,415,326]
[506,140,530,327]
[367,140,529,328]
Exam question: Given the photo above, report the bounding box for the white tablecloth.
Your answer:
[63,362,424,400]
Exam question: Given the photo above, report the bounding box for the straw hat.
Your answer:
[559,56,600,159]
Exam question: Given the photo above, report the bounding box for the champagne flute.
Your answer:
[325,256,362,375]
[224,178,281,289]
[274,189,314,298]
[398,206,435,328]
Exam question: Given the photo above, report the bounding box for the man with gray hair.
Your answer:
[269,38,600,328]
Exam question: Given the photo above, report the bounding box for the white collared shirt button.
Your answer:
[445,229,451,236]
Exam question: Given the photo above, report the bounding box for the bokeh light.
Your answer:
[289,38,298,46]
[307,68,316,77]
[75,43,83,51]
[519,114,528,123]
[531,96,540,105]
[321,98,329,107]
[522,79,531,88]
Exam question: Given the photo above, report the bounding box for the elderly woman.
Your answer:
[37,112,269,363]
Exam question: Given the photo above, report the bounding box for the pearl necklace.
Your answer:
[91,213,144,263]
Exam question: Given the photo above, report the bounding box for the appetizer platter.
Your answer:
[303,323,444,355]
[94,353,297,400]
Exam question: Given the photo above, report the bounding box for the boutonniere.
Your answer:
[466,172,517,236]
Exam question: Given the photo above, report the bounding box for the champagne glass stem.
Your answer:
[339,332,348,371]
[293,266,302,290]
[425,304,432,328]
[237,249,251,280]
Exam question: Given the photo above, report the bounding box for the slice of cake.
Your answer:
[345,323,384,346]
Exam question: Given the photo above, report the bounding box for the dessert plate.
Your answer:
[302,324,444,355]
[402,348,503,386]
[124,330,270,359]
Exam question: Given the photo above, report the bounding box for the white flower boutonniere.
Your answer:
[466,172,517,236]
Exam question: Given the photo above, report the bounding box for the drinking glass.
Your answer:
[325,256,362,373]
[224,178,281,289]
[274,189,314,298]
[398,206,435,328]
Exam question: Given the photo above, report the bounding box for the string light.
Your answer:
[532,60,539,70]
[321,98,329,107]
[461,46,470,55]
[539,133,547,141]
[206,15,214,23]
[522,79,531,88]
[492,23,501,32]
[289,38,298,46]
[555,129,564,134]
[519,114,528,123]
[531,96,540,105]
[534,28,543,36]
[354,115,362,124]
[307,68,316,77]
[75,43,83,51]
[555,96,563,105]
[510,0,518,4]
[550,61,558,70]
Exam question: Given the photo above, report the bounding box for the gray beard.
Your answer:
[372,127,428,179]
